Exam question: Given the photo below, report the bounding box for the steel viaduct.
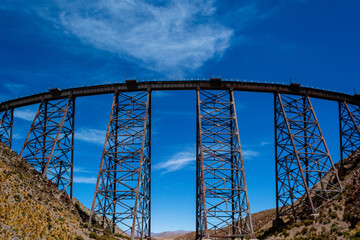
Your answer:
[0,79,359,239]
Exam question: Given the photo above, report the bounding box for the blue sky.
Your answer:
[1,0,359,233]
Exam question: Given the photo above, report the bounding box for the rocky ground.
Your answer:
[0,142,128,240]
[255,148,360,240]
[175,149,360,240]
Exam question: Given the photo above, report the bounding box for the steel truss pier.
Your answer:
[20,97,75,198]
[275,93,342,221]
[90,91,151,239]
[339,101,360,165]
[196,89,254,239]
[0,108,13,148]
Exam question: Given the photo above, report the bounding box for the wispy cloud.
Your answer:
[73,176,97,184]
[260,141,272,146]
[73,166,93,173]
[242,149,260,160]
[154,149,195,174]
[75,128,106,145]
[12,132,24,140]
[49,0,233,75]
[1,0,281,77]
[14,109,36,121]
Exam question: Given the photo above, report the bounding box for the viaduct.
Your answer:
[0,79,359,239]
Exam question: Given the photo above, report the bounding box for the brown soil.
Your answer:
[0,142,127,240]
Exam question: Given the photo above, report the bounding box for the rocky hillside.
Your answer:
[0,142,128,240]
[175,148,360,240]
[256,148,360,240]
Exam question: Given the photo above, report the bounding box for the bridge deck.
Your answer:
[1,80,359,111]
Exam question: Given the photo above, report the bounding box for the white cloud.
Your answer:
[260,141,272,146]
[73,176,97,184]
[73,166,93,173]
[54,0,233,75]
[75,128,106,145]
[154,149,195,173]
[14,109,36,121]
[242,149,259,159]
[12,132,24,140]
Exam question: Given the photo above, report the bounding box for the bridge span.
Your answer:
[0,79,359,239]
[1,79,360,111]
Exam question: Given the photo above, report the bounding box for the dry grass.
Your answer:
[0,143,126,240]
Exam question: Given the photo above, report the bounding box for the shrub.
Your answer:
[282,230,289,237]
[14,195,21,202]
[330,224,339,232]
[103,229,112,236]
[301,227,308,235]
[115,233,132,240]
[80,222,88,228]
[354,229,360,237]
[19,173,24,180]
[75,236,85,240]
[329,212,338,219]
[304,219,313,226]
[58,217,65,222]
[89,232,98,239]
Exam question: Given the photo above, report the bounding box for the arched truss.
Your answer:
[0,80,359,239]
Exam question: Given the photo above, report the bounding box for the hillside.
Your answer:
[175,148,360,240]
[0,142,127,240]
[256,148,360,239]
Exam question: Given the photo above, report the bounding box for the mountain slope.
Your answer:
[256,148,360,239]
[175,148,360,240]
[0,142,127,240]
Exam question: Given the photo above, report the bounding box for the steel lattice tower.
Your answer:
[339,101,360,165]
[196,89,254,239]
[0,108,13,148]
[90,91,151,239]
[275,93,342,221]
[20,97,75,198]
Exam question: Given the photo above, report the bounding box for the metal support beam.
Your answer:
[20,97,75,197]
[339,101,360,166]
[90,91,151,239]
[196,89,254,239]
[0,108,13,148]
[275,93,342,221]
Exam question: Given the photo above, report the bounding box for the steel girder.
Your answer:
[275,93,342,220]
[196,90,254,239]
[339,101,360,165]
[20,97,75,198]
[0,108,13,148]
[90,91,151,239]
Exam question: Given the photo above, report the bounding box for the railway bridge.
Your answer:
[0,79,359,239]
